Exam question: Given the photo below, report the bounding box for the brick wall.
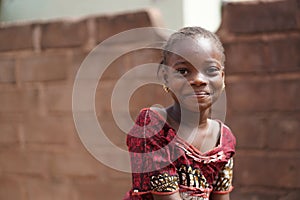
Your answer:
[0,9,167,200]
[0,1,299,200]
[217,0,300,199]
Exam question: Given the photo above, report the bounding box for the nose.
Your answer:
[190,72,208,86]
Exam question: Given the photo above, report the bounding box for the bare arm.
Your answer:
[210,193,230,200]
[153,192,182,200]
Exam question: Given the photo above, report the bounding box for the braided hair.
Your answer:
[159,27,225,73]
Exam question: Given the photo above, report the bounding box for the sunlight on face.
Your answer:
[164,37,224,112]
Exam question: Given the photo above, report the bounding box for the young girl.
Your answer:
[124,27,236,200]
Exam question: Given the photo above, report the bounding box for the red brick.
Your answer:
[0,149,51,175]
[0,89,23,112]
[49,150,102,177]
[129,84,172,113]
[95,79,171,120]
[98,49,134,80]
[279,190,300,200]
[0,112,23,123]
[107,168,131,181]
[234,151,300,188]
[23,177,76,200]
[95,80,116,115]
[130,47,163,67]
[226,113,268,149]
[126,58,164,81]
[271,78,300,111]
[73,79,100,115]
[96,47,161,81]
[0,87,39,112]
[81,144,131,173]
[224,36,300,74]
[231,187,284,200]
[41,20,88,48]
[0,57,15,83]
[23,115,75,144]
[73,176,130,200]
[18,52,70,82]
[0,176,23,200]
[267,36,300,72]
[70,47,130,84]
[96,11,152,42]
[0,122,19,145]
[224,40,267,74]
[0,7,299,199]
[97,116,127,147]
[44,85,73,113]
[69,50,89,81]
[0,24,33,51]
[221,0,299,33]
[72,178,105,200]
[266,112,300,150]
[226,79,272,113]
[227,77,300,113]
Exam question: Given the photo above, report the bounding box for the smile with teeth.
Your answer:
[195,91,210,95]
[186,91,211,98]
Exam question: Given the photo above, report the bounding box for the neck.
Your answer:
[167,102,210,129]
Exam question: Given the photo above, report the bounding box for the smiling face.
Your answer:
[163,36,224,112]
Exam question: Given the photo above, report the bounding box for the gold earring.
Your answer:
[163,84,170,93]
[222,83,226,91]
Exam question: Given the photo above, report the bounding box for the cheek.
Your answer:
[210,76,224,90]
[167,79,190,103]
[169,78,188,94]
[210,77,224,103]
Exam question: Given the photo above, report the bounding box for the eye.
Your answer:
[176,68,189,76]
[206,66,220,75]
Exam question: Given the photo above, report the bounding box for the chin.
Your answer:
[181,98,212,112]
[182,102,212,113]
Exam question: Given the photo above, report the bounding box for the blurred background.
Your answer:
[0,0,299,199]
[0,0,222,31]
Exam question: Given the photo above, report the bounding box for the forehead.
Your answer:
[167,37,222,65]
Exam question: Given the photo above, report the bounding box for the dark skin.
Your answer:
[153,37,229,200]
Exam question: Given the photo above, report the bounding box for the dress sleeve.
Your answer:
[212,124,236,194]
[127,109,179,196]
[212,157,234,194]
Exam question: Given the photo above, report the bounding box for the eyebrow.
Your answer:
[203,59,222,66]
[172,60,190,67]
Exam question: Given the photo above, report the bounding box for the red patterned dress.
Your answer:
[124,108,236,200]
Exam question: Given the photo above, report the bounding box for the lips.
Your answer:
[185,90,211,98]
[194,91,210,96]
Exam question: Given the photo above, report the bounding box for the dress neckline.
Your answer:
[144,108,224,156]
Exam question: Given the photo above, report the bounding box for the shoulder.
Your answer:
[220,122,236,157]
[127,108,175,151]
[132,108,166,129]
[222,124,236,145]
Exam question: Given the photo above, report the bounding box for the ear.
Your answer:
[221,66,225,88]
[221,66,225,80]
[159,60,169,84]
